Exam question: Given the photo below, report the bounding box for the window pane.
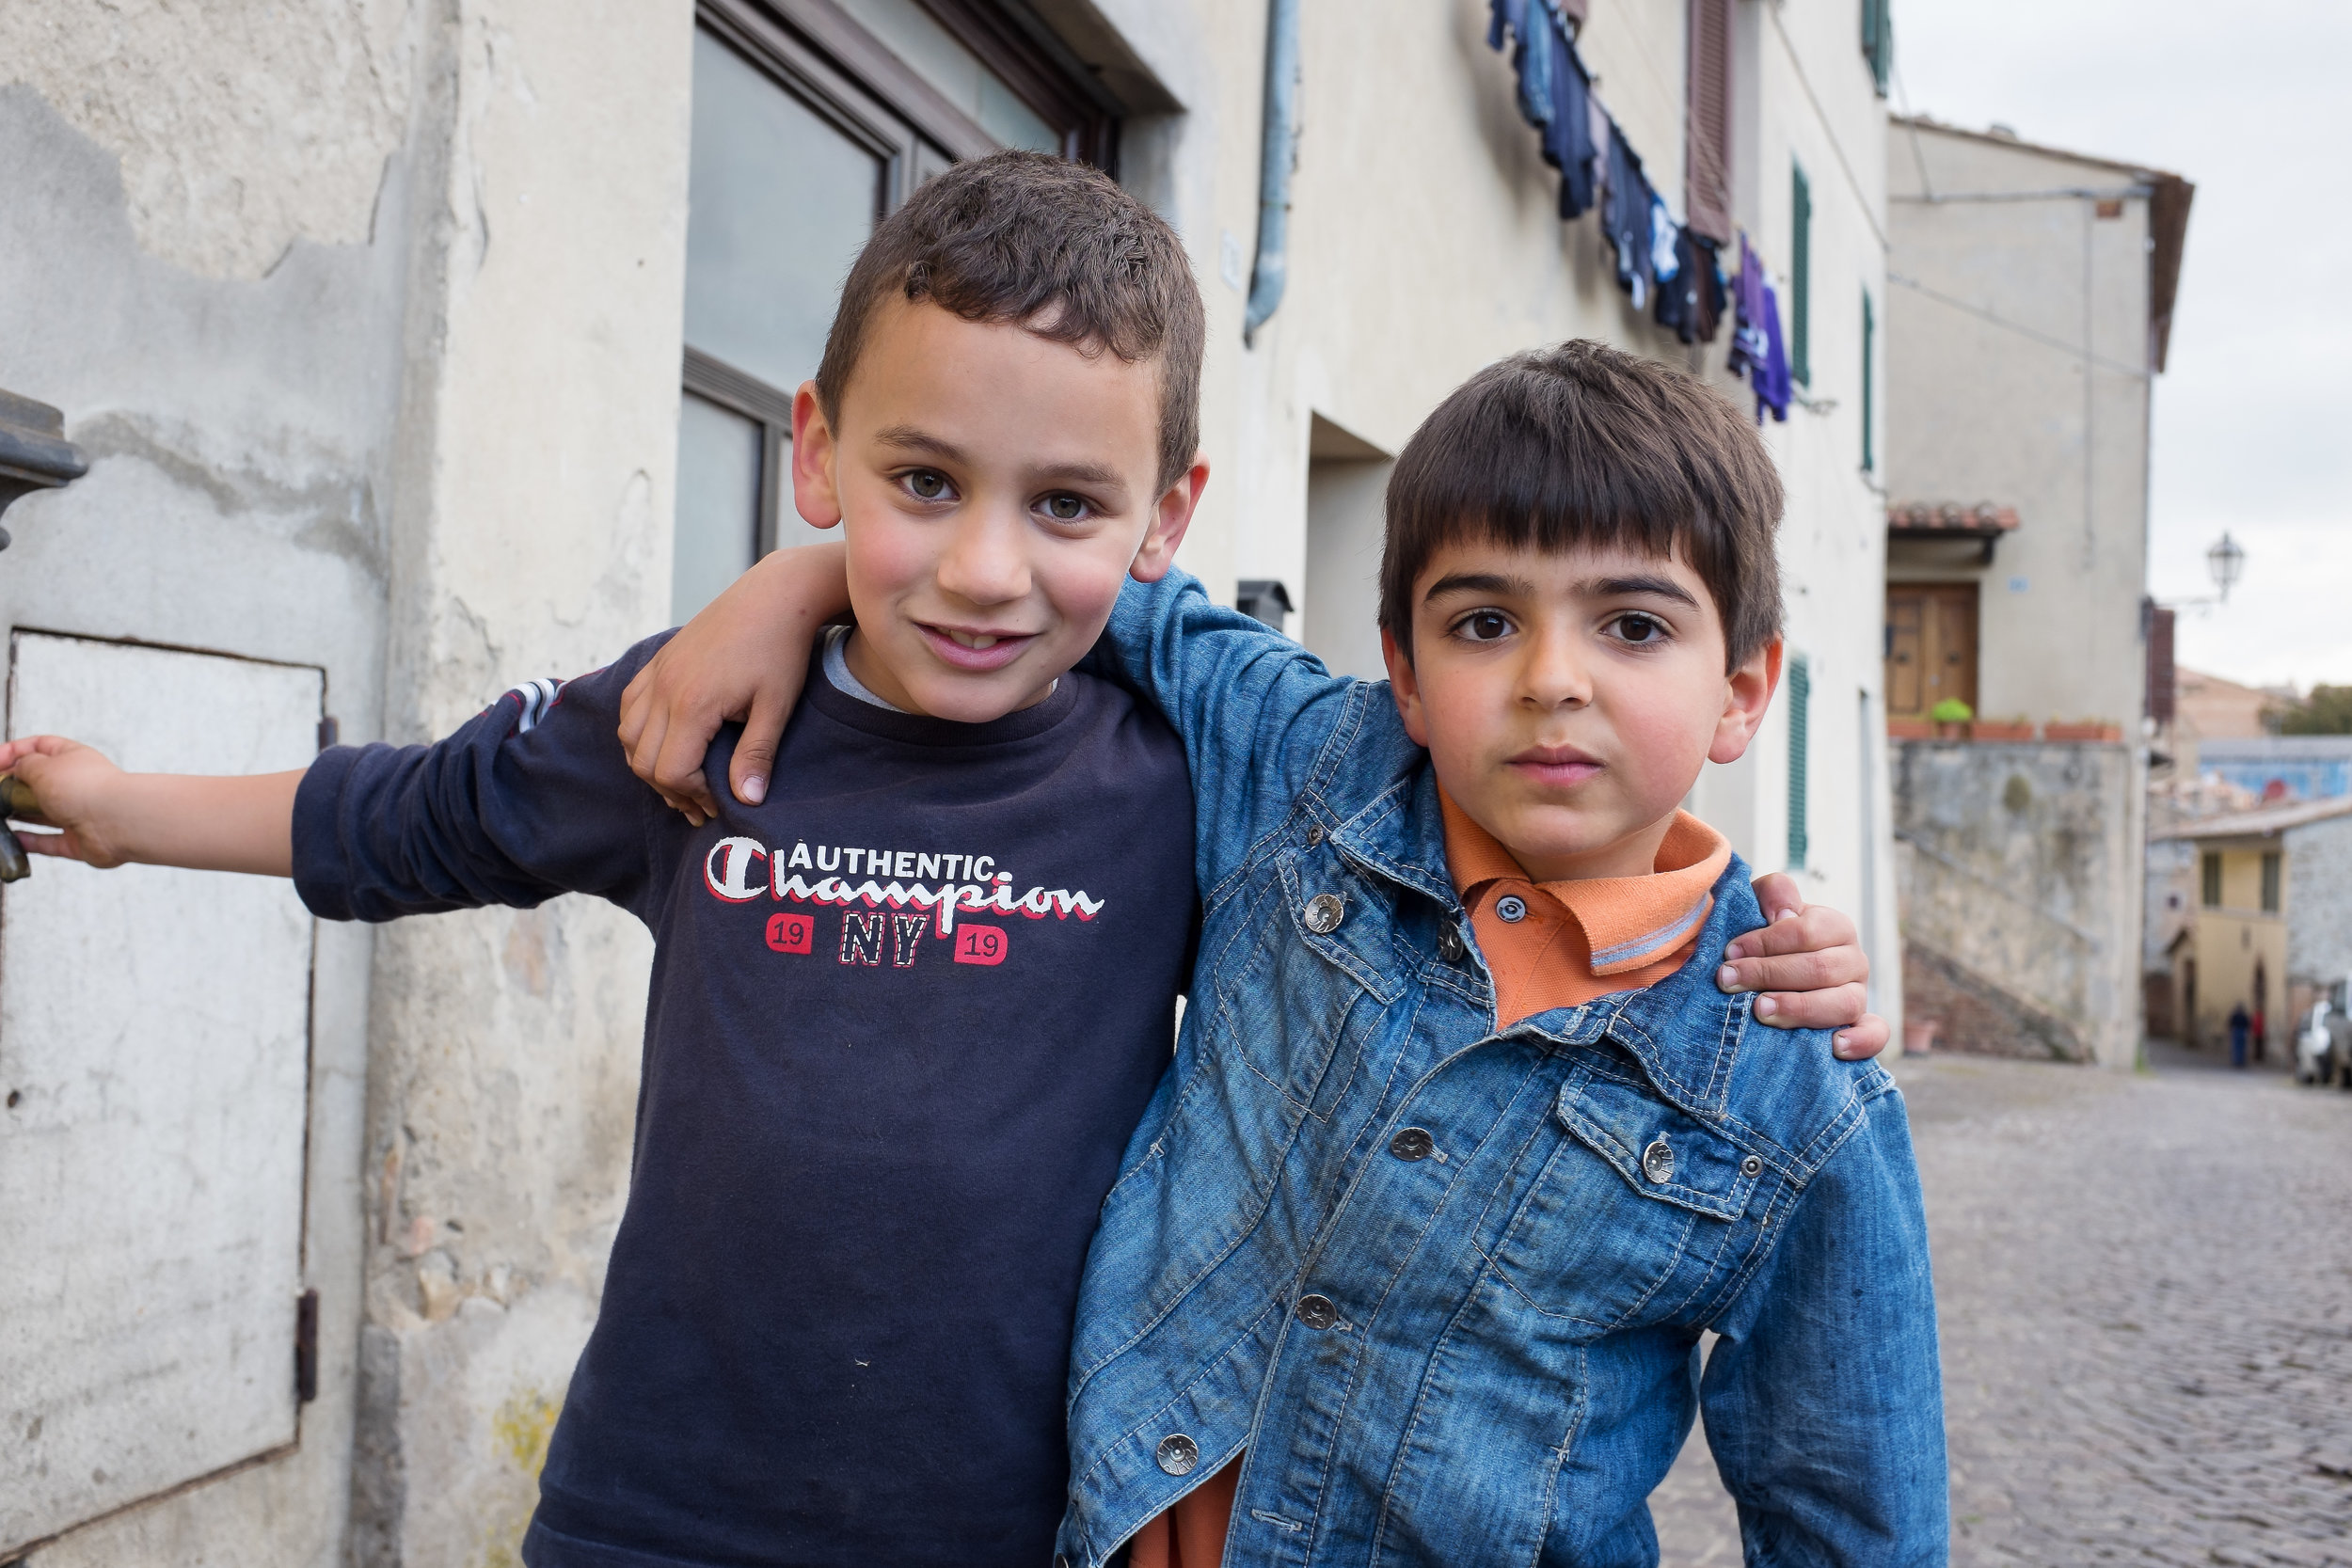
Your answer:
[685,29,883,394]
[673,392,762,626]
[839,0,1061,153]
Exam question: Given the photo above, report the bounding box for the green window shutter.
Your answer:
[1787,655,1811,870]
[1861,288,1875,472]
[1790,164,1812,388]
[1861,0,1892,96]
[2201,852,2221,907]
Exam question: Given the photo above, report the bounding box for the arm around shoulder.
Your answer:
[1696,1079,1948,1563]
[1089,566,1363,863]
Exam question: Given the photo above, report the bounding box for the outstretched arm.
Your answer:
[0,735,300,876]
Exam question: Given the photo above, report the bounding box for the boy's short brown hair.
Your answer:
[1378,341,1784,669]
[816,150,1204,494]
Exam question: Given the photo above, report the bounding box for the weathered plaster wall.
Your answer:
[0,0,412,280]
[2286,816,2352,991]
[0,0,420,1547]
[356,2,692,1562]
[1894,739,2141,1065]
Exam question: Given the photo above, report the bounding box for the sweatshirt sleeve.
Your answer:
[1086,568,1359,892]
[1695,1082,1950,1563]
[293,635,671,924]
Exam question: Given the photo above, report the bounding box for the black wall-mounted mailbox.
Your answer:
[0,388,88,549]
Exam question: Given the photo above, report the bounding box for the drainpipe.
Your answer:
[1242,0,1301,347]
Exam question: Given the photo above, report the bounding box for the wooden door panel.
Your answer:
[1885,589,1923,715]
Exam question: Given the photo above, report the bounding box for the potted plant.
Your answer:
[1972,715,2036,741]
[2043,718,2123,742]
[1930,698,1974,739]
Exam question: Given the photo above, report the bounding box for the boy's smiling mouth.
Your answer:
[917,621,1041,672]
[1507,742,1604,789]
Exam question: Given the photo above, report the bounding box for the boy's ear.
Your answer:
[1129,452,1211,582]
[1380,626,1432,748]
[789,382,846,531]
[1709,636,1783,765]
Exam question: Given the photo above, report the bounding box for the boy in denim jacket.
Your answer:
[631,341,1944,1564]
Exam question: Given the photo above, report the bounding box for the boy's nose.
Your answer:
[934,509,1031,605]
[1518,626,1594,709]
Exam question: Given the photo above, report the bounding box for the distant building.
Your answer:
[2150,797,2352,1058]
[2195,736,2352,805]
[1883,116,2191,1067]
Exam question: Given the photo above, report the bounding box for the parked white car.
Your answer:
[2297,984,2352,1087]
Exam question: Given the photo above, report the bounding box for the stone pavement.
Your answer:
[1647,1042,2352,1565]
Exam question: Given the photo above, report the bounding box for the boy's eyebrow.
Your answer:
[873,426,968,463]
[870,426,1128,495]
[1588,574,1703,610]
[1422,571,1537,602]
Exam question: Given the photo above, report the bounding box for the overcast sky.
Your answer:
[1895,0,2350,691]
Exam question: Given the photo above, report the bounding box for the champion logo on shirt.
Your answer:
[702,835,1104,970]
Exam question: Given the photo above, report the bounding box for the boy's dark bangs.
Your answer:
[1378,343,1780,669]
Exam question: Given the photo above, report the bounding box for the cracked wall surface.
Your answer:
[0,0,414,279]
[3,0,691,1561]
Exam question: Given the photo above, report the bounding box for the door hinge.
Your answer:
[295,1288,320,1403]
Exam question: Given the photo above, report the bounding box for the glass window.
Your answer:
[2261,851,2282,913]
[685,29,882,397]
[838,0,1060,153]
[2201,852,2222,908]
[673,392,766,626]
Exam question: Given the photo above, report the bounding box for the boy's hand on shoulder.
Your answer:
[1725,873,1888,1060]
[0,735,134,867]
[619,544,850,825]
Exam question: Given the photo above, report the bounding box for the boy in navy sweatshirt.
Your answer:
[0,153,1879,1566]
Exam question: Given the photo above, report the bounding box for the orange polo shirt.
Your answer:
[1126,798,1732,1566]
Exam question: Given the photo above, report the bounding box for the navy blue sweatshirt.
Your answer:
[294,634,1197,1567]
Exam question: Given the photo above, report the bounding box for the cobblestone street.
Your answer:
[1649,1045,2352,1564]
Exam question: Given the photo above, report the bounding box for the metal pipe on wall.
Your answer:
[1243,0,1300,346]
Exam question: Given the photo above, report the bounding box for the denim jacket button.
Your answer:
[1304,894,1344,933]
[1295,1293,1340,1331]
[1154,1433,1200,1475]
[1437,927,1467,962]
[1389,1127,1435,1162]
[1305,822,1326,847]
[1740,1154,1763,1178]
[1642,1136,1676,1184]
[1495,895,1528,924]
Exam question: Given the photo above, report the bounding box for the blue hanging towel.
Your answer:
[1603,124,1654,310]
[1540,20,1597,217]
[1513,2,1556,128]
[1487,0,1527,52]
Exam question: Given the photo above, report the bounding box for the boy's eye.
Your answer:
[1457,610,1514,642]
[902,470,952,501]
[1610,612,1670,645]
[1040,493,1090,523]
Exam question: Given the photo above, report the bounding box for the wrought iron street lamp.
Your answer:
[2205,531,2245,602]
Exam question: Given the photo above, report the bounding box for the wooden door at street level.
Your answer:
[1885,583,1979,719]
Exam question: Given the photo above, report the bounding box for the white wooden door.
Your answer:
[1,632,322,1553]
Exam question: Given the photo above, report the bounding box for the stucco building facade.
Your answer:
[1882,116,2190,1068]
[0,1,1900,1560]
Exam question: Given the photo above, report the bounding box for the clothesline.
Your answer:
[1486,0,1793,422]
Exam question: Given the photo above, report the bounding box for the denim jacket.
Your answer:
[1057,570,1946,1567]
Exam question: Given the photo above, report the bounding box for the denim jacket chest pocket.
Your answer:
[1205,842,1406,1117]
[1487,1061,1766,1333]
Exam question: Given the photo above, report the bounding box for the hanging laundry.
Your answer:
[1648,198,1681,286]
[1603,126,1655,310]
[1511,0,1556,129]
[1540,17,1597,218]
[1753,281,1792,420]
[1655,228,1726,345]
[1486,0,1526,51]
[1726,231,1770,381]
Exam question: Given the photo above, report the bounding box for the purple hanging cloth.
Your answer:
[1753,281,1792,422]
